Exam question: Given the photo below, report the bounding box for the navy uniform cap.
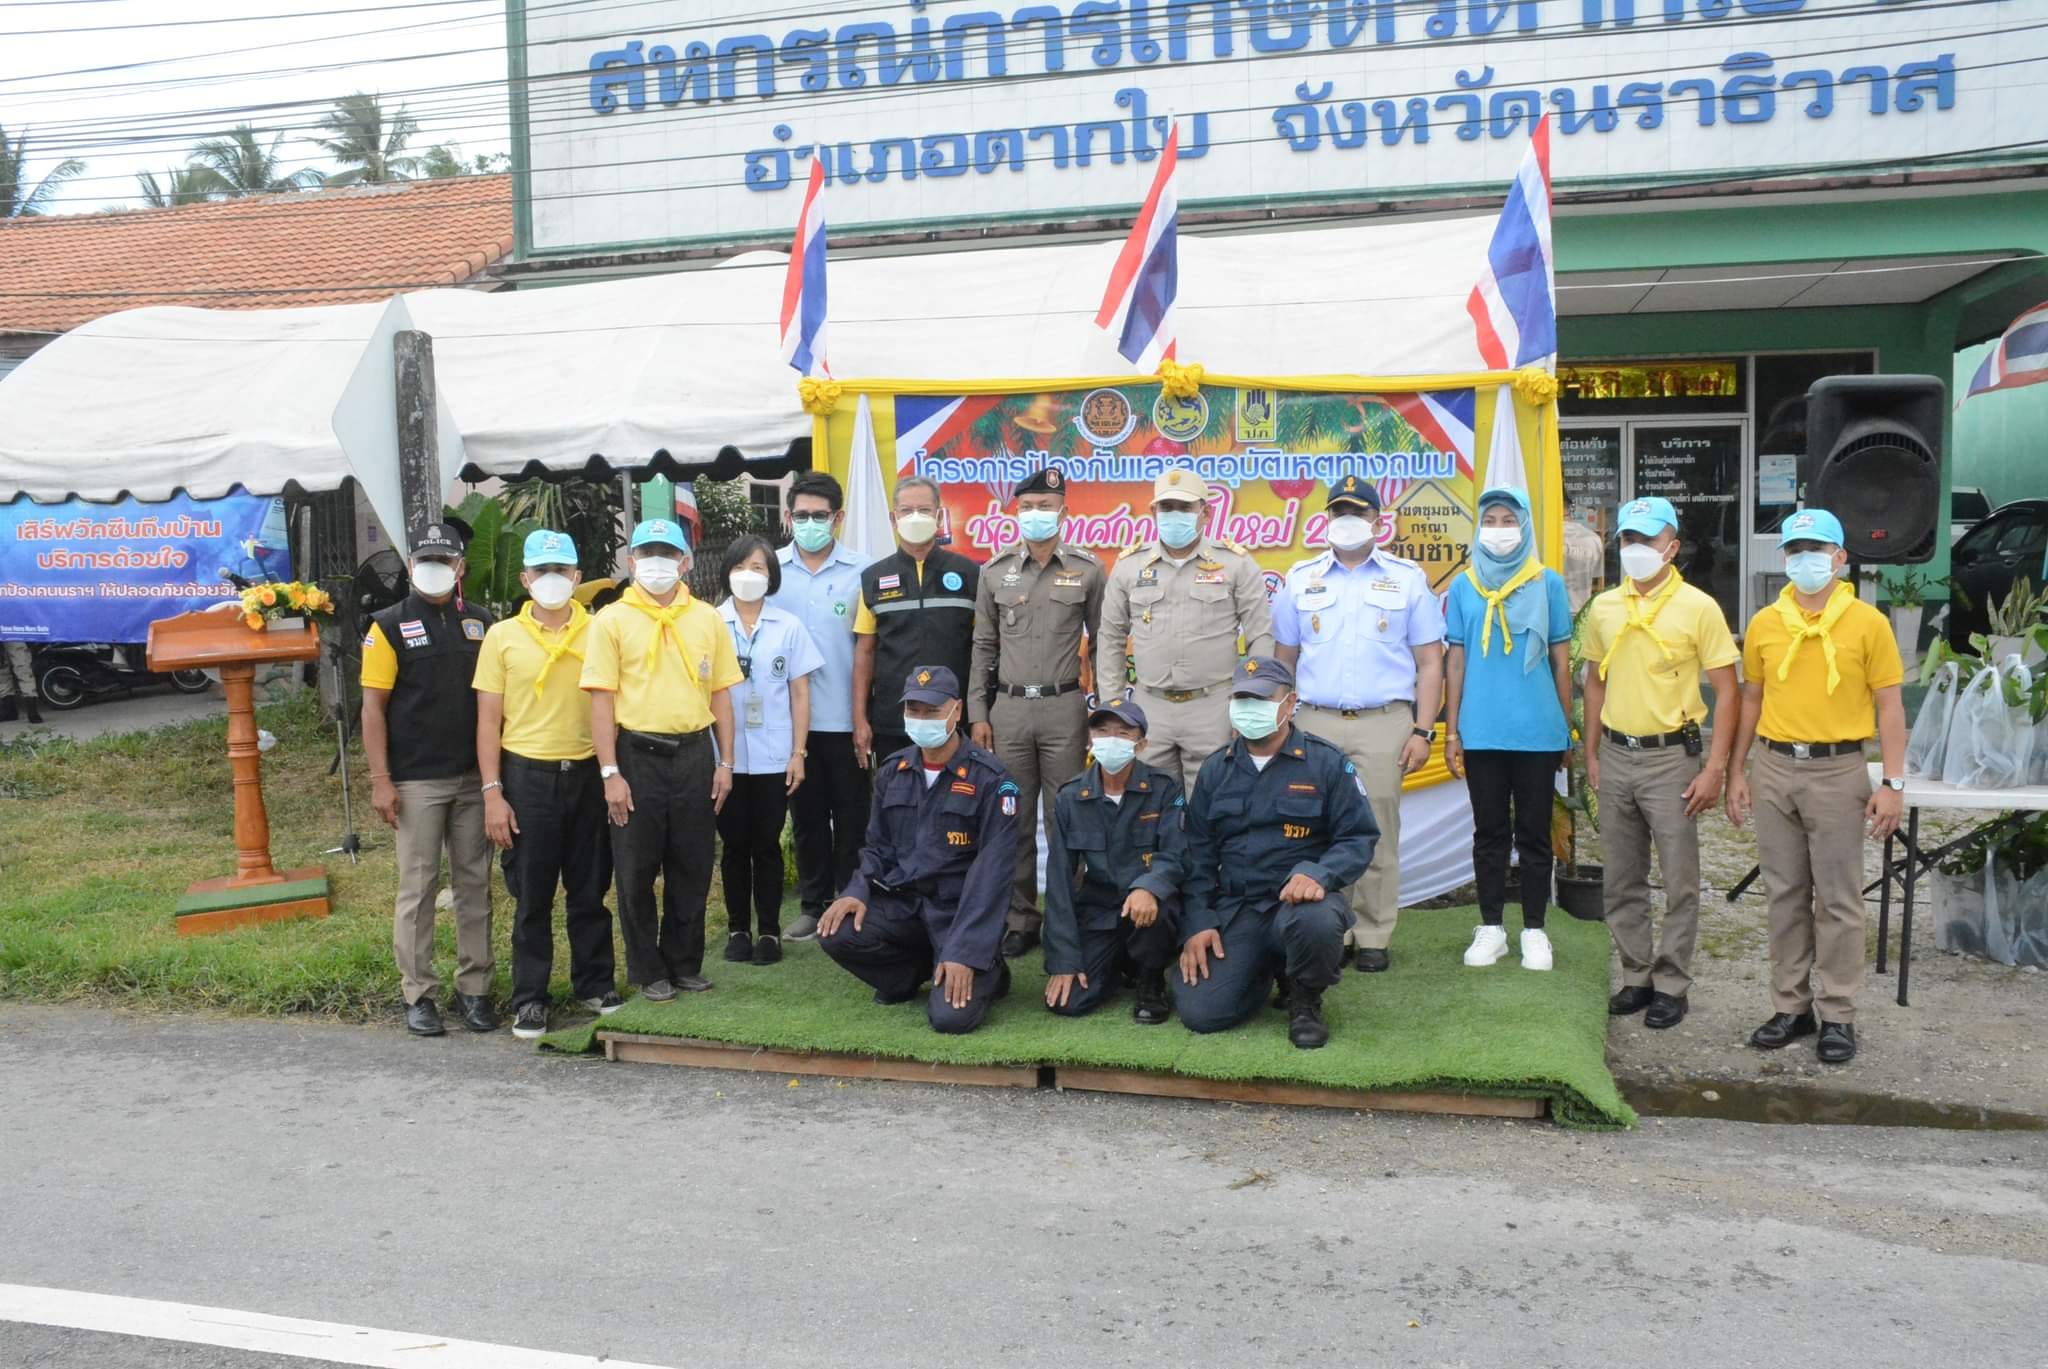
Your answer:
[1016,467,1067,499]
[1326,474,1381,513]
[1231,655,1295,699]
[902,664,961,705]
[1086,692,1148,733]
[411,522,464,557]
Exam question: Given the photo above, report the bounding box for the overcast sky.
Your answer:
[2,0,511,212]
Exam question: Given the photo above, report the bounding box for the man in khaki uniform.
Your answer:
[1098,468,1275,796]
[968,467,1105,959]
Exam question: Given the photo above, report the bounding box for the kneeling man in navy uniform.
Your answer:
[1178,656,1380,1048]
[820,665,1020,1033]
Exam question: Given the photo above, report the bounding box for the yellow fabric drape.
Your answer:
[1462,560,1542,657]
[623,589,703,684]
[1598,571,1685,680]
[513,602,589,697]
[1773,581,1855,695]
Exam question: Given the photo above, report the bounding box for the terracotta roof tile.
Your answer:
[0,174,514,335]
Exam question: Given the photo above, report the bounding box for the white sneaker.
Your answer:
[1520,928,1554,972]
[1463,925,1509,967]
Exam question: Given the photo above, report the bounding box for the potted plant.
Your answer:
[237,580,334,632]
[1877,569,1927,668]
[1553,602,1604,920]
[1982,577,2048,665]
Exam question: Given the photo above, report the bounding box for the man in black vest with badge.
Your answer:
[361,522,498,1037]
[852,476,980,766]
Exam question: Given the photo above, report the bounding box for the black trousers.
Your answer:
[788,730,869,917]
[611,729,715,985]
[1047,907,1179,1018]
[717,770,790,939]
[870,728,912,770]
[502,755,614,1009]
[1464,748,1559,931]
[820,891,1009,1035]
[1175,897,1349,1034]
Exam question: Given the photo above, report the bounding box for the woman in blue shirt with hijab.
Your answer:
[1442,486,1573,972]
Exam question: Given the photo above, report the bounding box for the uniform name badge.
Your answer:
[744,691,765,729]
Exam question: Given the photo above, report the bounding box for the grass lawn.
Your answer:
[1,692,1632,1128]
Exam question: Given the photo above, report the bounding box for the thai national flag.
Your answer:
[1095,121,1180,371]
[1959,302,2048,408]
[1467,116,1556,370]
[779,157,829,377]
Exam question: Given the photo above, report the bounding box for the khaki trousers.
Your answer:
[393,773,494,1005]
[1300,703,1408,949]
[1140,687,1232,797]
[991,690,1089,933]
[1599,744,1702,997]
[1752,747,1871,1024]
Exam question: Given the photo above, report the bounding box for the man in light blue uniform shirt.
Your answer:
[772,471,870,942]
[1273,475,1445,973]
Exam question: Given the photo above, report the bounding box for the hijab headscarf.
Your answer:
[1467,485,1550,674]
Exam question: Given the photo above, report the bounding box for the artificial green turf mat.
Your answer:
[539,906,1634,1130]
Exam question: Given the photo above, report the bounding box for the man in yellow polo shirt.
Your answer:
[475,529,621,1041]
[1726,508,1905,1066]
[581,518,743,1002]
[1580,497,1739,1030]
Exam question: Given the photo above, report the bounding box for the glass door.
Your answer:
[1628,421,1747,629]
[1558,424,1623,607]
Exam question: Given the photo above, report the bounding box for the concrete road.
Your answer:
[0,687,219,743]
[2,1005,2044,1368]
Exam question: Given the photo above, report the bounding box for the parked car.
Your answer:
[1947,498,2048,650]
[1950,486,1992,546]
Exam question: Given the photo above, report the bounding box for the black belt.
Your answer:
[1602,725,1689,751]
[1761,738,1867,760]
[871,875,939,898]
[502,752,597,773]
[622,727,709,757]
[1000,681,1082,700]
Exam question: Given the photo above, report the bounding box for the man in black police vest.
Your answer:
[820,665,1021,1034]
[852,476,980,766]
[361,522,498,1037]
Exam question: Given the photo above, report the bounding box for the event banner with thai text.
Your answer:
[898,382,1477,592]
[0,494,291,642]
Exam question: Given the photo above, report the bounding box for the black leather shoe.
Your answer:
[752,935,782,965]
[1001,927,1040,958]
[1817,1021,1857,1064]
[1643,992,1688,1029]
[457,993,497,1032]
[723,931,753,962]
[1133,970,1171,1025]
[1749,1011,1817,1050]
[1354,948,1390,974]
[673,973,713,993]
[22,699,42,725]
[405,997,445,1037]
[1608,985,1656,1016]
[1287,983,1330,1049]
[873,987,918,1005]
[1340,943,1357,968]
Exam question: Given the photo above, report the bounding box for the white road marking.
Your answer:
[0,1285,675,1369]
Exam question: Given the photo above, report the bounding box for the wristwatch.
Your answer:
[1411,727,1434,742]
[600,764,621,780]
[1881,776,1906,792]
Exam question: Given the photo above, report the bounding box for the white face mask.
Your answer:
[1326,515,1376,551]
[896,511,939,545]
[1478,526,1524,558]
[728,568,770,603]
[528,572,574,610]
[1618,543,1669,583]
[634,557,682,595]
[410,560,457,598]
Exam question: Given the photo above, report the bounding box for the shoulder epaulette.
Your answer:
[1060,543,1100,563]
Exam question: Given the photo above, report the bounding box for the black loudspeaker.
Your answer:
[1802,375,1945,564]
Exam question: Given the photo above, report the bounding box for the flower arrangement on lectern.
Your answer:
[238,580,334,632]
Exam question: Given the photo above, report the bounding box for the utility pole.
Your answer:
[393,330,441,537]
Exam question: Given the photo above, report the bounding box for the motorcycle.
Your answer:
[31,643,213,712]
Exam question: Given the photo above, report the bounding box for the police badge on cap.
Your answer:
[1016,467,1065,498]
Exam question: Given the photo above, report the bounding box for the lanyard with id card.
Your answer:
[731,620,765,729]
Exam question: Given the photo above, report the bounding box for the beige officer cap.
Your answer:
[1152,467,1208,503]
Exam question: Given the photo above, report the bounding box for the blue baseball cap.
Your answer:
[1479,485,1530,513]
[522,528,578,568]
[902,664,961,705]
[629,518,689,553]
[1231,655,1296,700]
[1087,692,1148,733]
[1779,507,1846,548]
[1615,497,1678,538]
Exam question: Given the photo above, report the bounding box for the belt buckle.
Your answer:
[1343,709,1362,719]
[1022,685,1042,700]
[1165,689,1194,703]
[1792,742,1812,760]
[1624,734,1641,750]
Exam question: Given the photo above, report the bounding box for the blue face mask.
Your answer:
[1017,509,1062,542]
[1785,551,1840,595]
[1157,510,1202,548]
[1091,735,1138,773]
[1228,697,1282,741]
[903,711,954,751]
[792,519,834,553]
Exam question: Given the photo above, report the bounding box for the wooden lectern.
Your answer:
[147,610,331,935]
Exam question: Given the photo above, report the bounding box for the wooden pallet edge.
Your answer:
[1052,1065,1549,1119]
[596,1033,1041,1089]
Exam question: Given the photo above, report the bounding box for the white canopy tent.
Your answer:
[0,213,1497,503]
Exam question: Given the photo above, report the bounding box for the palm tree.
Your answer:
[1,124,85,218]
[313,93,423,186]
[136,165,223,209]
[192,124,319,196]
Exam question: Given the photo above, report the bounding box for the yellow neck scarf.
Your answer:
[1598,570,1684,680]
[623,587,702,683]
[1463,561,1542,657]
[514,602,588,697]
[1774,580,1855,694]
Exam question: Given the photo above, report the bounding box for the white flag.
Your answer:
[1484,384,1527,495]
[842,393,896,561]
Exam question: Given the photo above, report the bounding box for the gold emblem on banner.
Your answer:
[1235,387,1276,443]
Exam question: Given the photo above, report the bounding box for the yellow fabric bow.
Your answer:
[1158,359,1205,399]
[1774,580,1854,695]
[1512,368,1559,405]
[797,377,843,416]
[1598,570,1684,680]
[1463,560,1542,657]
[623,588,702,683]
[514,602,589,698]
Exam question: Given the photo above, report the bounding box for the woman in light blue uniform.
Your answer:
[1442,486,1574,972]
[717,535,825,966]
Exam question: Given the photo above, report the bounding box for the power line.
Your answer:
[0,0,496,38]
